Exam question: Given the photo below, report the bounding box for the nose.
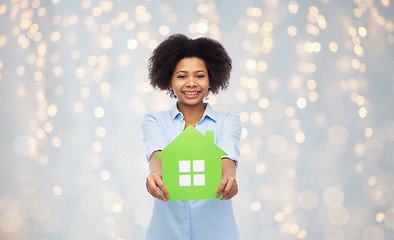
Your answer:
[186,76,197,87]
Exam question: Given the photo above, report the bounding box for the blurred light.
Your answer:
[309,6,319,16]
[323,187,344,208]
[381,0,390,7]
[385,209,394,229]
[267,78,279,91]
[308,91,318,102]
[251,201,261,211]
[0,5,7,15]
[328,206,349,226]
[112,203,123,213]
[246,59,257,70]
[17,85,25,98]
[364,127,373,138]
[100,35,113,49]
[125,21,135,31]
[288,1,298,14]
[247,22,259,33]
[137,32,150,42]
[71,50,80,60]
[358,26,367,37]
[44,122,53,133]
[92,141,103,152]
[96,126,106,137]
[376,212,385,222]
[256,163,267,175]
[127,39,138,50]
[328,125,349,145]
[239,112,249,123]
[297,98,307,109]
[241,128,248,139]
[74,102,84,113]
[100,170,111,181]
[81,87,90,98]
[247,7,263,17]
[274,212,285,222]
[295,132,305,143]
[301,189,319,210]
[52,137,61,147]
[359,107,367,118]
[297,229,307,239]
[159,25,170,35]
[134,205,152,227]
[236,89,248,103]
[76,67,86,78]
[0,211,22,233]
[53,185,63,196]
[289,224,299,234]
[285,106,295,117]
[267,134,288,155]
[362,226,384,240]
[287,26,297,36]
[250,112,263,125]
[94,107,105,118]
[48,104,58,117]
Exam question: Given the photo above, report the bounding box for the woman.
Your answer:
[141,34,241,239]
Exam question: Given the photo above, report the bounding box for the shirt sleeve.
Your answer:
[141,113,167,162]
[216,112,242,165]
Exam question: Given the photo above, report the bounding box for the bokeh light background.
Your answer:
[1,0,394,239]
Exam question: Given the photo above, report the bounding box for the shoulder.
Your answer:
[142,109,172,127]
[213,109,240,125]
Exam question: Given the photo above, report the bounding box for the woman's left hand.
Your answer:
[216,158,238,200]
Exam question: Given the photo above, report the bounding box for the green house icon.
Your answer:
[156,125,227,200]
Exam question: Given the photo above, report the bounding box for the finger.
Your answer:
[223,184,238,200]
[156,180,169,199]
[153,187,168,202]
[221,178,235,199]
[216,180,226,197]
[223,178,238,199]
[146,176,169,202]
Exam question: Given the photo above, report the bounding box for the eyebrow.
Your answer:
[175,70,207,74]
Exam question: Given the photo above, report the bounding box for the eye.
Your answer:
[177,75,186,79]
[196,74,205,79]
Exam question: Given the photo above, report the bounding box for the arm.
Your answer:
[146,151,170,202]
[216,158,238,200]
[215,112,242,200]
[141,113,169,202]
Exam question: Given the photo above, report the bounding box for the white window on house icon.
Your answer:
[178,160,205,186]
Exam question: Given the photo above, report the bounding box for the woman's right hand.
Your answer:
[146,172,170,202]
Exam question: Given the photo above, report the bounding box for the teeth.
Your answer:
[184,92,198,95]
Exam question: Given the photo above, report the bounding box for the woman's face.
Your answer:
[170,57,210,107]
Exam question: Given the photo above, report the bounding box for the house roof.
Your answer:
[156,125,227,159]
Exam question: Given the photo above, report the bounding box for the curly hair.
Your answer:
[148,34,232,96]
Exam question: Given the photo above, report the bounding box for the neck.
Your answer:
[177,102,206,125]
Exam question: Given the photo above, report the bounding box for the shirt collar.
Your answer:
[170,102,217,122]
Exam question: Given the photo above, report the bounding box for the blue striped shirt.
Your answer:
[141,102,241,240]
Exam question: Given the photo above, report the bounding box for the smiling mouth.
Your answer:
[183,91,200,95]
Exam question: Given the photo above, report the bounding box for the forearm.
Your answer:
[216,158,238,199]
[222,158,236,177]
[146,150,169,201]
[149,151,162,175]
